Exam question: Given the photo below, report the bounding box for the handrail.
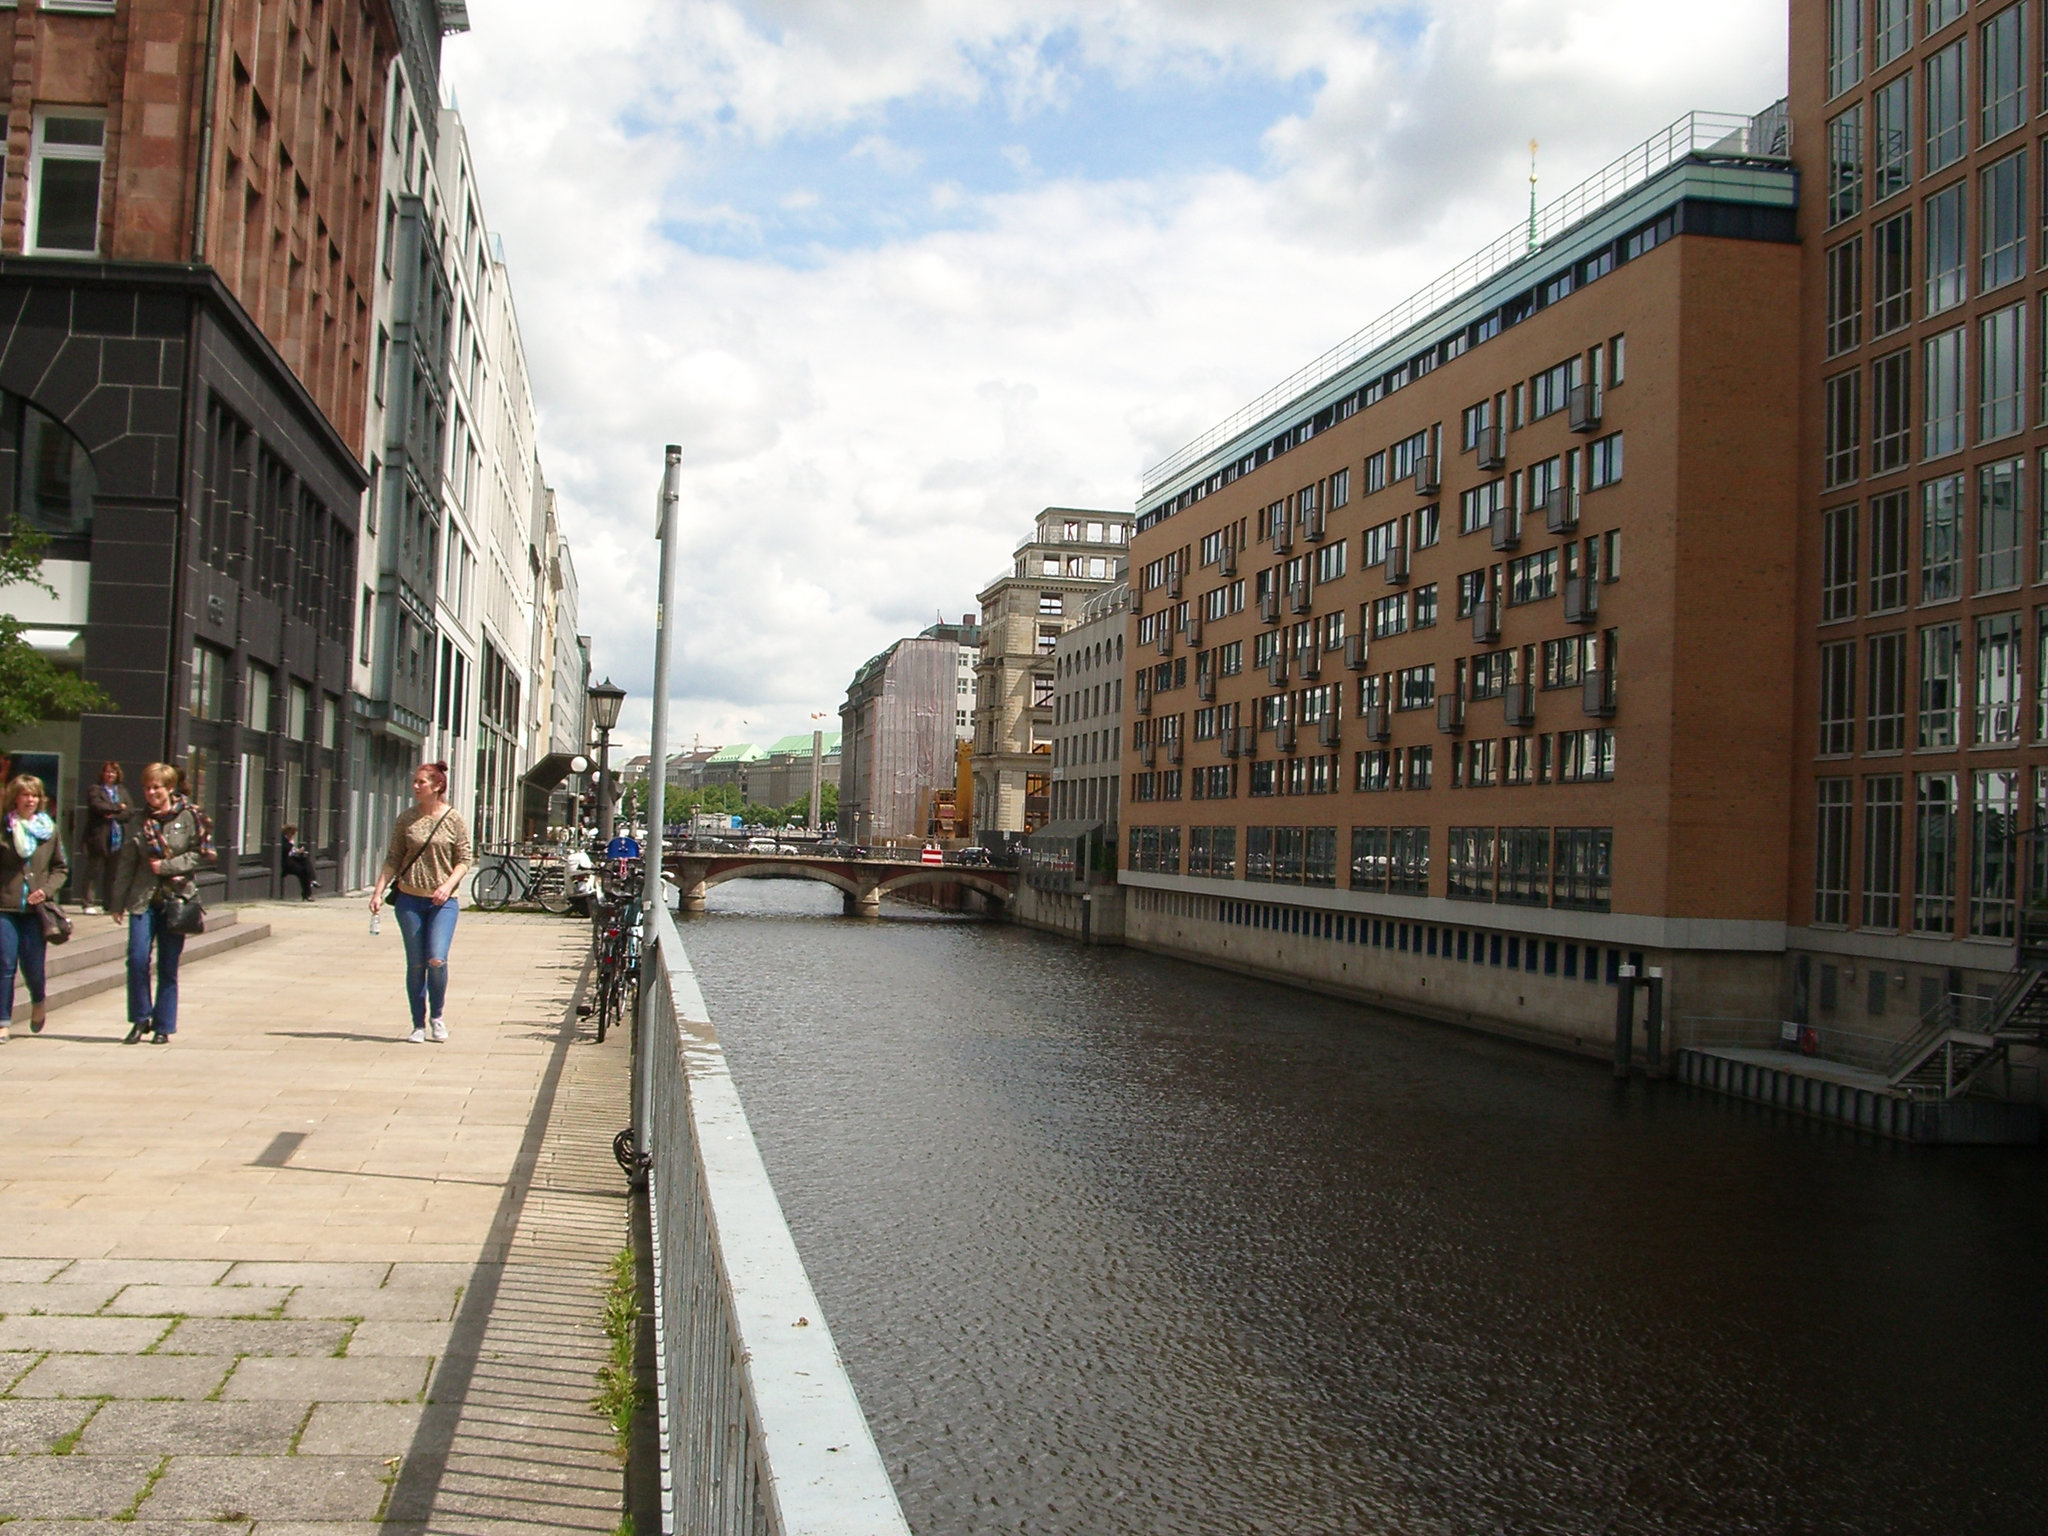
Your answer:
[638,898,911,1535]
[1140,104,1790,497]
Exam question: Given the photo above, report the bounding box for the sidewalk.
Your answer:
[0,900,629,1534]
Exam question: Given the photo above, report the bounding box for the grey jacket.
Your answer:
[110,801,215,915]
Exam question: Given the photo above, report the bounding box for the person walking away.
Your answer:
[82,761,130,914]
[110,763,216,1045]
[280,824,318,901]
[0,773,66,1041]
[369,763,472,1044]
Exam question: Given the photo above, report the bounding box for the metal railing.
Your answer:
[637,898,911,1536]
[1674,1015,1904,1076]
[1140,104,1790,497]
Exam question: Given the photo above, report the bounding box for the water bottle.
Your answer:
[370,909,382,936]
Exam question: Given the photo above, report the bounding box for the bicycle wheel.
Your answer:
[472,864,514,910]
[596,968,616,1043]
[537,868,573,915]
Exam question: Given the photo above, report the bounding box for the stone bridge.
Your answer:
[665,852,1017,916]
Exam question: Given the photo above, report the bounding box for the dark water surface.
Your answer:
[684,881,2048,1536]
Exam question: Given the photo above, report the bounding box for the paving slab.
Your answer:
[0,1397,96,1453]
[294,1400,423,1455]
[139,1456,392,1521]
[154,1319,351,1358]
[12,1352,236,1400]
[79,1399,306,1455]
[0,903,619,1531]
[0,1454,161,1518]
[220,1354,429,1402]
[0,1315,170,1353]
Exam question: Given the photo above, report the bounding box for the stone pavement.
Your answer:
[0,900,630,1535]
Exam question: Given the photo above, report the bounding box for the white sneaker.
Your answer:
[407,1027,426,1044]
[429,1019,447,1042]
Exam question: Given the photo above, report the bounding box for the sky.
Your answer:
[440,0,1788,762]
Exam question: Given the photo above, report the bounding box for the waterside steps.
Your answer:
[34,907,271,1015]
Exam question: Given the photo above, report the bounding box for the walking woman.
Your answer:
[82,760,130,914]
[0,773,66,1042]
[111,762,216,1045]
[370,762,472,1043]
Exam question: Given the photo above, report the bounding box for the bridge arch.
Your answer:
[872,868,1014,907]
[692,860,865,901]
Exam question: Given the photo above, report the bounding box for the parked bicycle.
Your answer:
[469,844,575,913]
[589,858,643,1042]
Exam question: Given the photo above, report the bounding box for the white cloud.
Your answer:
[443,0,1787,757]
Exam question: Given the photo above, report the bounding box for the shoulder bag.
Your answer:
[38,899,72,945]
[392,810,454,892]
[155,809,208,935]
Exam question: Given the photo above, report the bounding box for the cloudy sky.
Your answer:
[441,0,1787,760]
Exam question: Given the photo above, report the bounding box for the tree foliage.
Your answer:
[0,529,114,733]
[619,776,837,830]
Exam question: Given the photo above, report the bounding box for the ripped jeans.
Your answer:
[391,890,459,1029]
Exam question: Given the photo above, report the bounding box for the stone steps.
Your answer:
[35,907,271,1013]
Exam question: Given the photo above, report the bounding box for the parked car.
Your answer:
[744,837,780,854]
[948,845,993,867]
[814,839,871,860]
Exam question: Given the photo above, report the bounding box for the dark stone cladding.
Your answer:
[0,257,368,899]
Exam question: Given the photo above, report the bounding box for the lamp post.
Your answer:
[588,676,626,843]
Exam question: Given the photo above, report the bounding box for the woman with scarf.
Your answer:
[110,762,215,1045]
[0,773,66,1042]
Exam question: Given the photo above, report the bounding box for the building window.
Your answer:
[1914,771,1959,934]
[1877,0,1913,66]
[1351,826,1389,889]
[1829,105,1865,226]
[1978,456,2024,589]
[1552,828,1612,912]
[1871,488,1912,609]
[1874,75,1913,202]
[1868,630,1908,750]
[1587,433,1623,489]
[1863,774,1904,930]
[1498,827,1550,907]
[1924,182,1967,315]
[1823,504,1859,621]
[1827,237,1864,357]
[1926,39,1967,173]
[1922,472,1964,599]
[1979,305,2027,441]
[1825,370,1861,487]
[1039,593,1063,616]
[27,112,107,257]
[1980,3,2026,143]
[1820,641,1858,755]
[1506,549,1558,606]
[1970,768,2022,937]
[1975,610,2025,743]
[1447,827,1495,901]
[1981,150,2027,290]
[1922,326,1965,457]
[359,587,374,664]
[1830,0,1865,97]
[1918,620,1963,746]
[1816,778,1854,926]
[1871,349,1911,473]
[189,643,227,721]
[1873,211,1913,333]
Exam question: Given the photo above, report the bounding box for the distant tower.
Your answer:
[1528,139,1539,252]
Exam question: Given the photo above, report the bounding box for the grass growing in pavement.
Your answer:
[592,1247,640,1459]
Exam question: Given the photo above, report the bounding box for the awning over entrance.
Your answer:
[522,752,586,791]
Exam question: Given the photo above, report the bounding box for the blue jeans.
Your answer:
[0,908,47,1022]
[126,904,186,1035]
[392,890,459,1029]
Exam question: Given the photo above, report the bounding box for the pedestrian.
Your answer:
[369,762,472,1044]
[81,760,130,914]
[0,773,67,1043]
[111,762,216,1046]
[280,823,318,901]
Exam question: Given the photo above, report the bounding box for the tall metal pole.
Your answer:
[597,726,614,842]
[636,445,682,1164]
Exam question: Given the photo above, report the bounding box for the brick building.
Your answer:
[0,0,402,899]
[1116,108,1803,1051]
[1789,0,2048,1033]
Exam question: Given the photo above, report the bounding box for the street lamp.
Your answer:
[588,676,626,842]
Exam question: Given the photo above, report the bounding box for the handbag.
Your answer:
[157,883,205,936]
[37,899,72,945]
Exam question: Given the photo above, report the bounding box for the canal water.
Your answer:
[684,881,2048,1535]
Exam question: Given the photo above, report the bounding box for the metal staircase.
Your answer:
[1886,967,2048,1099]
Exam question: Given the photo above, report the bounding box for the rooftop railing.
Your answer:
[638,899,912,1536]
[1140,103,1791,497]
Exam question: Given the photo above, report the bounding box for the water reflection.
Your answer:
[687,878,2048,1535]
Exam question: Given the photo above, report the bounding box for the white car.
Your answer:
[744,837,780,854]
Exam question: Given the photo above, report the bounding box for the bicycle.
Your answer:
[470,844,575,913]
[589,860,643,1042]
